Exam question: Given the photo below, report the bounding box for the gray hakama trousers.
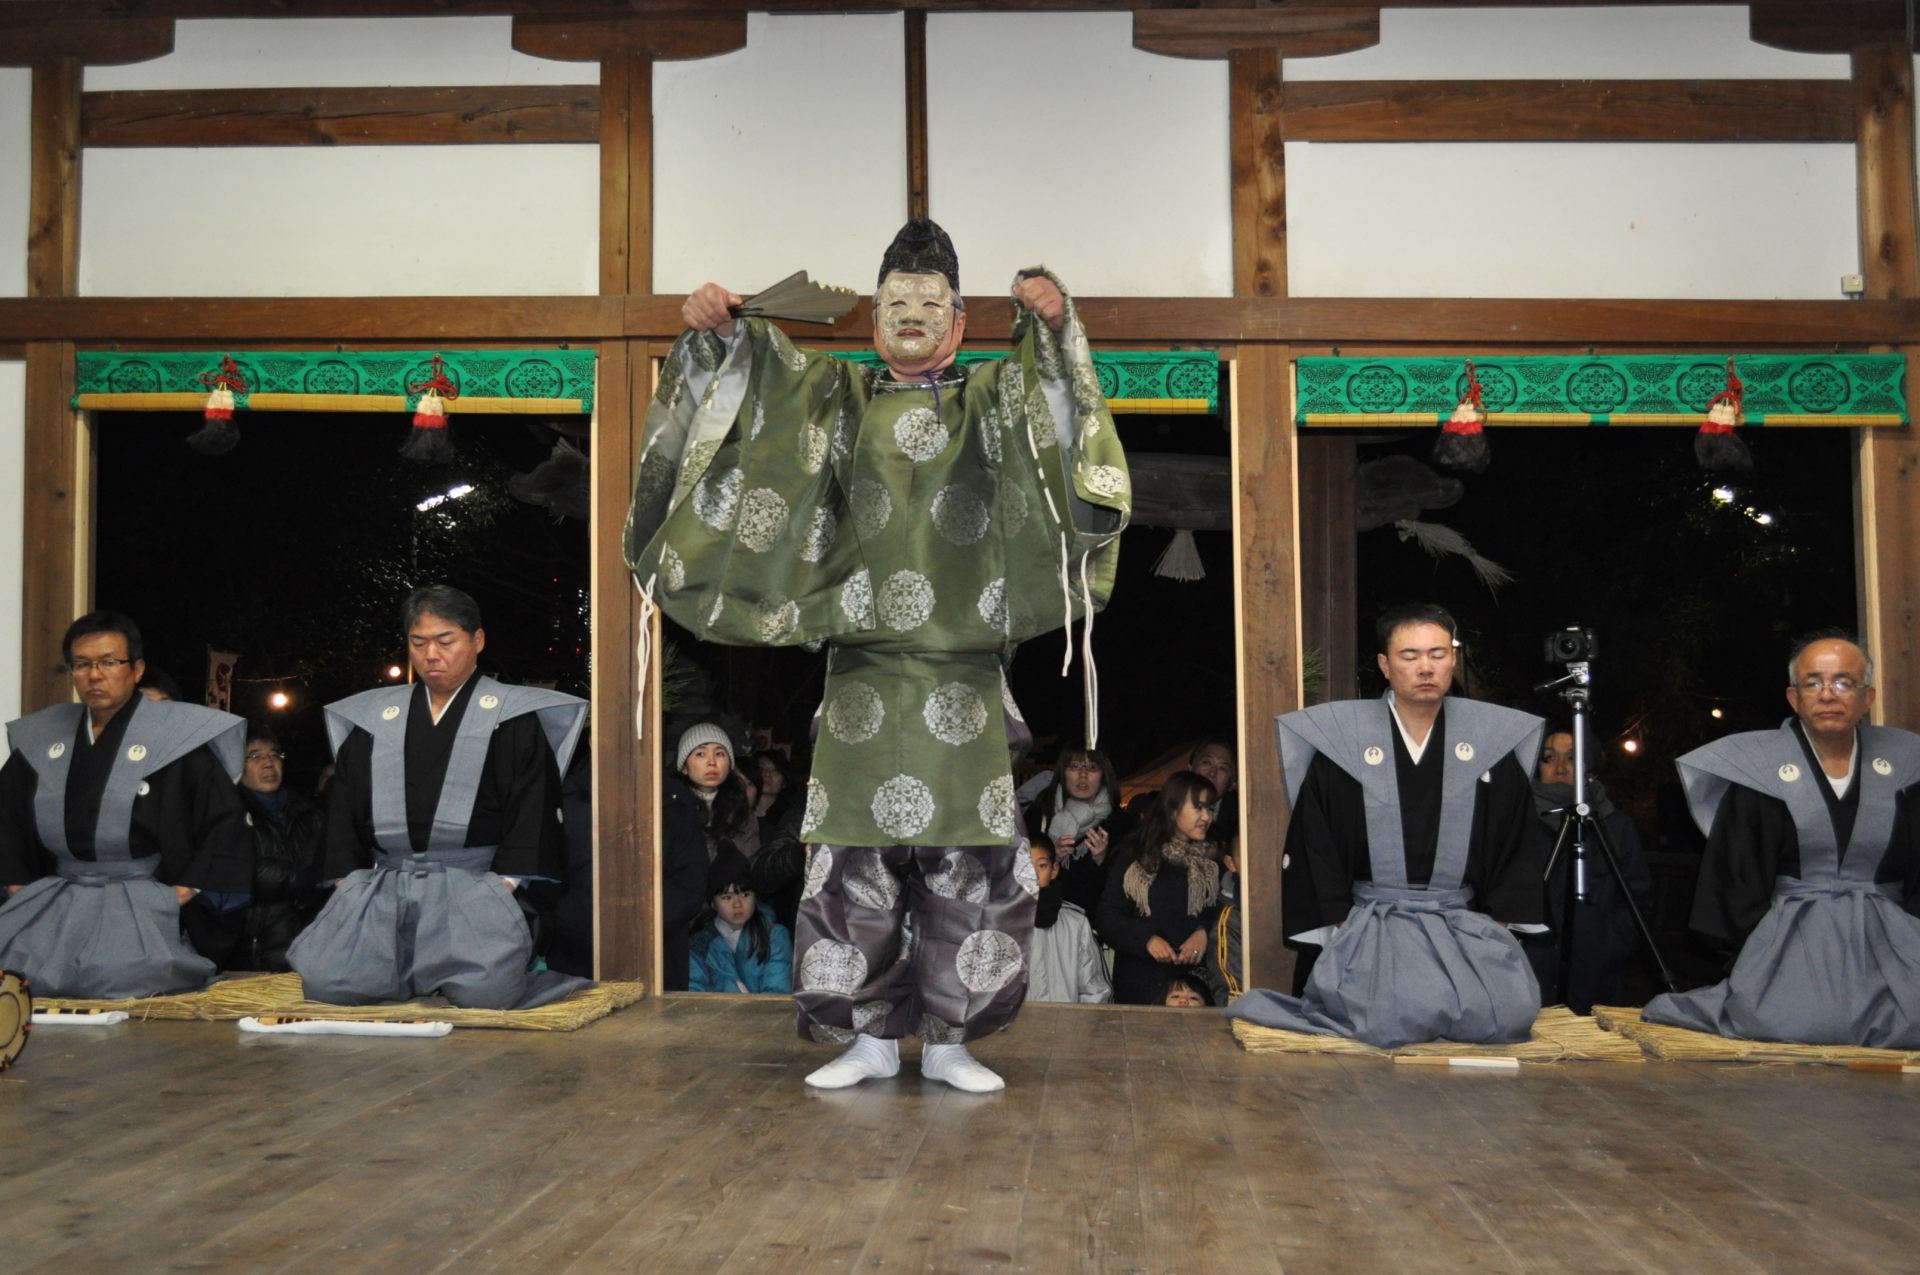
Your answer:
[794,840,1037,1045]
[1643,877,1920,1049]
[289,849,584,1010]
[0,860,214,999]
[1226,884,1541,1048]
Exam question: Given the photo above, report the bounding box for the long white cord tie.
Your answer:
[632,571,657,740]
[1079,551,1098,750]
[1056,532,1074,677]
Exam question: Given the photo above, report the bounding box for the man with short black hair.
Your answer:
[288,585,588,1009]
[1643,630,1920,1047]
[0,611,251,997]
[1227,602,1547,1047]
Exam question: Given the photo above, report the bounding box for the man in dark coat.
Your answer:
[0,612,251,997]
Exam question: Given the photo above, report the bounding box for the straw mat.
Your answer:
[1592,1005,1920,1066]
[1231,1005,1644,1062]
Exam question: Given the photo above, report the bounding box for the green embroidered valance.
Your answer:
[73,348,597,414]
[1296,354,1907,427]
[834,348,1220,414]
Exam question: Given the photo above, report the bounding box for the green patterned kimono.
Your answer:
[624,271,1130,847]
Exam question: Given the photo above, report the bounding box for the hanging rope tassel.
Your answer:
[1695,356,1752,472]
[187,356,248,455]
[1151,528,1206,581]
[400,354,460,463]
[1432,358,1491,473]
[1078,552,1100,750]
[633,572,657,741]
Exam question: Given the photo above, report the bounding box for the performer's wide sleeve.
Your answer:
[1689,784,1788,951]
[1466,755,1547,926]
[1281,755,1363,943]
[155,747,254,893]
[0,752,52,886]
[319,728,377,879]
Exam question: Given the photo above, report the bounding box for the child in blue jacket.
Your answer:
[688,846,793,994]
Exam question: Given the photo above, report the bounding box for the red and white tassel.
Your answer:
[1695,357,1752,472]
[399,354,459,462]
[187,356,246,454]
[1432,359,1491,473]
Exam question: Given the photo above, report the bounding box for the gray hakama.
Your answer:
[1643,722,1920,1048]
[0,700,245,998]
[1226,697,1545,1048]
[793,838,1038,1045]
[287,676,589,1010]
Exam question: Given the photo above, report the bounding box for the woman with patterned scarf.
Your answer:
[1097,771,1225,1004]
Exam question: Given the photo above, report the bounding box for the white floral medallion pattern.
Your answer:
[825,682,885,745]
[930,484,990,546]
[955,930,1024,994]
[735,487,789,552]
[923,682,988,746]
[692,465,742,531]
[893,406,950,463]
[877,570,935,632]
[871,774,935,839]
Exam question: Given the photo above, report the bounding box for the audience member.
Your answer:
[1025,838,1113,1004]
[749,749,804,838]
[1098,771,1225,1005]
[1527,726,1654,1012]
[1161,969,1214,1008]
[677,723,761,863]
[182,721,321,972]
[688,846,793,994]
[1024,743,1123,917]
[1188,736,1240,848]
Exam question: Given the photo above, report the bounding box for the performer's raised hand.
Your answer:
[684,282,743,337]
[1015,276,1066,332]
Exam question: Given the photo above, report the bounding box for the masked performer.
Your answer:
[288,585,588,1010]
[1643,632,1920,1048]
[626,219,1130,1091]
[1227,603,1546,1047]
[0,612,250,997]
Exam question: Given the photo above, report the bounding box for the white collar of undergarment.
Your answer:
[1825,734,1859,799]
[715,914,744,950]
[1386,693,1436,766]
[426,670,477,726]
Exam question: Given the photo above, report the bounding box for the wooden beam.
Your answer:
[1284,78,1857,143]
[1231,342,1302,992]
[905,9,930,220]
[1296,435,1357,705]
[1751,0,1907,55]
[1851,41,1920,731]
[1229,47,1286,299]
[589,339,656,984]
[4,0,1902,17]
[1134,8,1379,60]
[80,86,599,147]
[0,17,171,67]
[20,343,83,714]
[28,63,80,300]
[513,12,746,62]
[8,295,1920,347]
[599,56,653,297]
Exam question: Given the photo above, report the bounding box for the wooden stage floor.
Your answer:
[5,995,1917,1274]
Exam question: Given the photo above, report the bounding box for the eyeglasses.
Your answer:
[67,658,133,675]
[245,750,287,763]
[1795,677,1865,696]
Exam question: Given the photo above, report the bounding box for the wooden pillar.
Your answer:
[1231,345,1302,991]
[1229,47,1286,299]
[21,60,84,712]
[592,53,656,983]
[1850,40,1920,728]
[1297,435,1357,703]
[905,10,929,220]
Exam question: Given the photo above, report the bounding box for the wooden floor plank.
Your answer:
[8,1000,1920,1275]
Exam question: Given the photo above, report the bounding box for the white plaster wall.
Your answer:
[1286,6,1847,80]
[0,70,29,298]
[80,145,598,296]
[927,13,1232,298]
[1287,142,1858,299]
[80,18,596,297]
[653,13,907,298]
[87,17,592,89]
[0,361,23,751]
[1286,8,1857,299]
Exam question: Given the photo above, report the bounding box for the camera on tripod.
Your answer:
[1544,625,1599,664]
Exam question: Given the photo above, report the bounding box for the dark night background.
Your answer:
[95,393,1855,891]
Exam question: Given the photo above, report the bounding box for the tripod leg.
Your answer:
[1585,815,1678,995]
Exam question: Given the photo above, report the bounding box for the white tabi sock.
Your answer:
[920,1042,1005,1093]
[803,1033,900,1089]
